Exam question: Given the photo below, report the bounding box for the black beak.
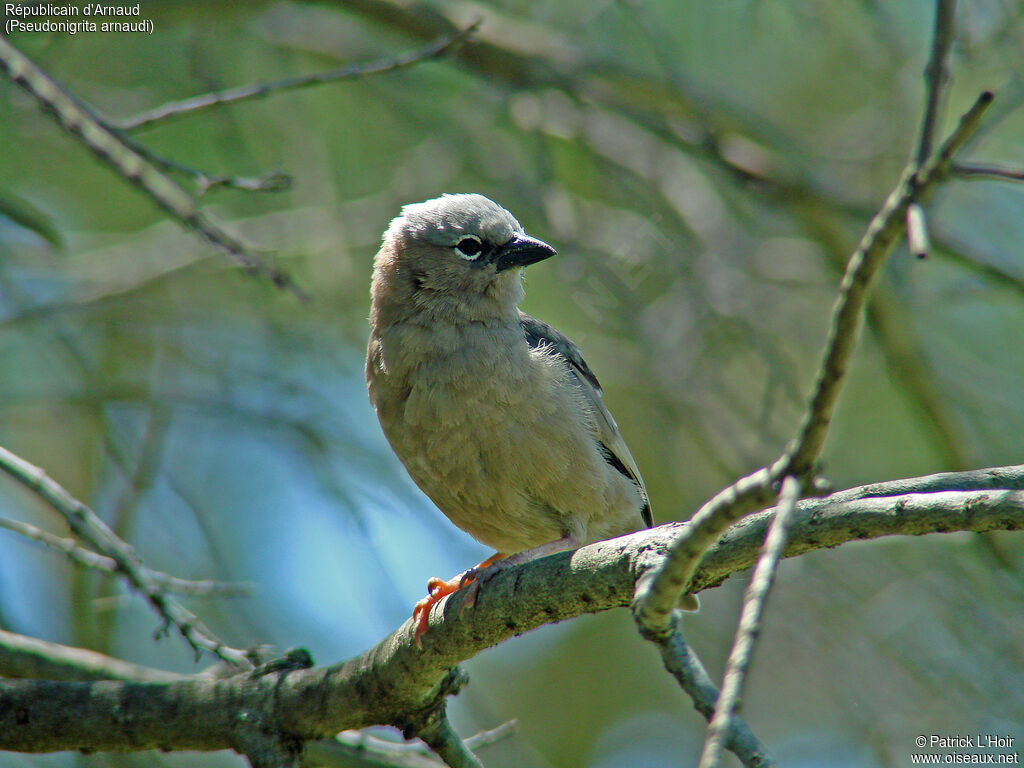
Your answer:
[493,233,556,272]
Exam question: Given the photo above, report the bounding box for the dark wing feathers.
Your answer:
[520,312,603,393]
[519,311,652,527]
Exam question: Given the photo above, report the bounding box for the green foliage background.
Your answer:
[1,1,1024,766]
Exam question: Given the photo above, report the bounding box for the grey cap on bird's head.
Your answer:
[391,193,556,272]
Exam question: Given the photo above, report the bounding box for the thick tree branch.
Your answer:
[1,470,1021,756]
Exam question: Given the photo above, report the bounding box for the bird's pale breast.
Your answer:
[368,319,643,554]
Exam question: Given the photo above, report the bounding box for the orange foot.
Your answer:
[412,553,505,646]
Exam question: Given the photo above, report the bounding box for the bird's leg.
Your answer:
[473,536,580,577]
[457,535,582,612]
[412,552,505,644]
[412,537,582,644]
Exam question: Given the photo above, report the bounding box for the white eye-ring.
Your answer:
[453,234,484,260]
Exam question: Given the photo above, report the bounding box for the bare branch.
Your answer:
[307,736,448,768]
[915,0,958,166]
[417,717,484,768]
[632,466,778,636]
[118,135,293,196]
[75,115,294,196]
[462,721,518,751]
[0,444,251,667]
[951,161,1024,184]
[698,476,800,768]
[1,514,119,573]
[115,22,481,131]
[2,471,1021,756]
[642,617,774,767]
[0,37,306,298]
[0,629,186,683]
[327,720,516,765]
[904,1,956,266]
[307,721,517,767]
[394,669,481,768]
[0,516,253,597]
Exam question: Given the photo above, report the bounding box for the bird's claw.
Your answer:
[410,554,507,647]
[412,571,477,647]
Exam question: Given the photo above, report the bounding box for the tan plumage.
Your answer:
[366,194,661,633]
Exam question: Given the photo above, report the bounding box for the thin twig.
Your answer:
[0,37,306,299]
[906,0,956,263]
[0,445,251,667]
[115,22,481,131]
[632,466,778,637]
[463,720,518,751]
[331,719,517,761]
[915,0,958,166]
[73,107,294,196]
[0,516,253,597]
[644,616,775,767]
[0,628,186,683]
[698,476,800,768]
[951,161,1024,183]
[308,737,445,768]
[115,132,293,195]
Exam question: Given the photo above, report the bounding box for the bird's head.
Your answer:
[372,194,556,322]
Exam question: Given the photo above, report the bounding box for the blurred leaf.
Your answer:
[0,188,63,250]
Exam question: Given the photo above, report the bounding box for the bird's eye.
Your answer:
[453,236,484,260]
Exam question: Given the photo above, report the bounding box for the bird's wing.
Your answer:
[519,311,652,526]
